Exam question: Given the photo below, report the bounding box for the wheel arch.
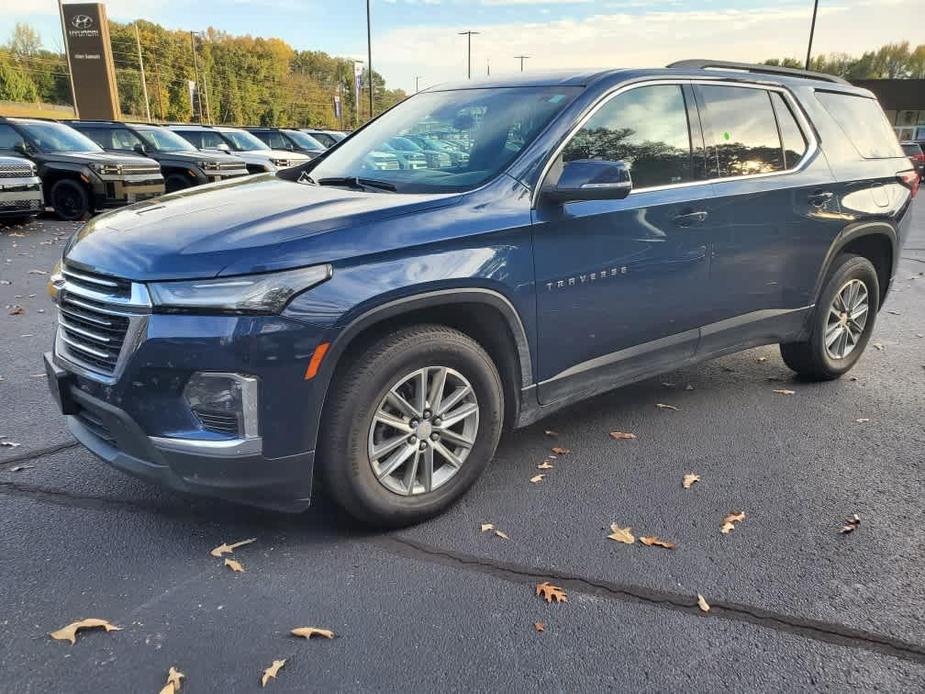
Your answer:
[41,167,92,207]
[813,221,896,307]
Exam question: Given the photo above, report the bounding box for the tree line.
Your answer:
[765,41,925,79]
[0,21,406,128]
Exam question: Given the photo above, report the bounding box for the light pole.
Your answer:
[366,0,374,118]
[805,0,819,70]
[415,76,422,93]
[134,22,151,122]
[458,30,480,79]
[514,55,530,72]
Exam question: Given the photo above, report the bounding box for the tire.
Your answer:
[50,179,89,221]
[165,173,193,193]
[318,324,504,527]
[780,253,879,380]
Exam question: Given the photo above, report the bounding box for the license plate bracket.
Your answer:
[44,352,78,415]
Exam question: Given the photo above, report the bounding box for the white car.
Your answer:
[168,125,311,173]
[0,156,43,222]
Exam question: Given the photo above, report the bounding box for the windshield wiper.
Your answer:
[316,176,397,192]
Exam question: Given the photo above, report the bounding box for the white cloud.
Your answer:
[372,0,925,91]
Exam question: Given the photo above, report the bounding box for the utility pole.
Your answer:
[515,55,530,72]
[57,0,79,117]
[366,0,374,118]
[134,22,151,122]
[189,31,204,122]
[805,0,819,70]
[458,30,480,79]
[153,63,166,120]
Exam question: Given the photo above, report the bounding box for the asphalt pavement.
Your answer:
[1,200,924,692]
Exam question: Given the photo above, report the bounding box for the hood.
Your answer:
[42,150,158,169]
[64,174,458,281]
[151,150,245,166]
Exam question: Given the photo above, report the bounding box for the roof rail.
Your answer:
[667,59,849,85]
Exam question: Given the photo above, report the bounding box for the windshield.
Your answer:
[307,86,580,193]
[285,130,325,151]
[137,127,197,152]
[19,121,102,153]
[220,129,270,151]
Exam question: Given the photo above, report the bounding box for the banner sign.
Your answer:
[60,2,120,119]
[354,61,363,118]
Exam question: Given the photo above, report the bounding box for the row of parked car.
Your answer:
[0,117,354,221]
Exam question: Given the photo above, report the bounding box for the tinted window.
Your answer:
[79,127,143,151]
[700,85,784,177]
[816,92,905,159]
[561,84,692,189]
[310,132,337,147]
[199,131,229,149]
[136,127,197,152]
[0,124,26,150]
[901,143,921,156]
[261,131,289,150]
[770,92,807,168]
[173,130,201,148]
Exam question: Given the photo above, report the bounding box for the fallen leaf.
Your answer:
[840,514,861,534]
[530,474,546,484]
[721,522,736,534]
[480,523,495,533]
[261,659,286,688]
[609,431,636,441]
[887,310,901,315]
[291,626,335,640]
[0,440,22,448]
[0,279,10,285]
[27,269,47,275]
[159,666,185,694]
[209,537,256,557]
[8,305,24,316]
[855,418,870,424]
[640,536,676,549]
[9,464,33,472]
[721,512,746,534]
[682,473,700,489]
[756,356,768,363]
[533,622,545,633]
[873,342,884,351]
[656,403,678,411]
[550,446,569,455]
[544,430,559,437]
[607,524,635,544]
[773,389,796,395]
[49,618,121,645]
[494,530,510,540]
[697,594,710,612]
[535,581,568,603]
[224,558,245,573]
[661,382,675,388]
[685,384,695,391]
[537,461,554,470]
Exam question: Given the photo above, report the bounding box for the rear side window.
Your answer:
[816,91,905,159]
[199,131,227,149]
[699,85,785,177]
[770,92,807,168]
[561,84,693,189]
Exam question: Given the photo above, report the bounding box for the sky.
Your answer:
[1,0,923,93]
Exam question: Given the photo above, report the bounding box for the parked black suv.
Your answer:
[0,117,164,220]
[63,121,249,193]
[246,127,326,158]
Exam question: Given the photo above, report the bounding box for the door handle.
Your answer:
[672,210,708,227]
[808,191,834,207]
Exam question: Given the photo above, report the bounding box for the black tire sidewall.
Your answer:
[322,327,503,526]
[810,255,879,375]
[50,179,89,220]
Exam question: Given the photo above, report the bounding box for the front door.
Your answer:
[533,83,714,404]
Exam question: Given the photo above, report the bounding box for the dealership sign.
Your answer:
[60,2,121,119]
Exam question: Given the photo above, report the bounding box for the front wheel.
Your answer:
[318,325,504,527]
[780,253,879,380]
[50,179,89,221]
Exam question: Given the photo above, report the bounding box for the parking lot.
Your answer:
[1,200,924,691]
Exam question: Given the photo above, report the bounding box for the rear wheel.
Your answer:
[318,325,504,527]
[50,179,89,221]
[165,173,193,193]
[780,254,879,380]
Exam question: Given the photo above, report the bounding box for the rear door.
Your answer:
[694,83,840,348]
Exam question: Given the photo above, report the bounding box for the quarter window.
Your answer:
[816,91,905,159]
[699,85,785,177]
[770,92,807,168]
[561,84,693,189]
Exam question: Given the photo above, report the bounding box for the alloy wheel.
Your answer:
[367,366,479,496]
[824,278,869,360]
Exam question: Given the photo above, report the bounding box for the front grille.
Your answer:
[75,407,116,446]
[62,264,131,299]
[121,165,160,176]
[0,198,42,210]
[193,409,240,436]
[271,158,291,168]
[0,162,35,177]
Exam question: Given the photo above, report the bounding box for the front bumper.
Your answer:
[92,172,165,208]
[0,177,42,216]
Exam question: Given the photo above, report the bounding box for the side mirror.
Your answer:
[14,141,30,156]
[216,143,231,153]
[133,143,148,155]
[543,159,632,202]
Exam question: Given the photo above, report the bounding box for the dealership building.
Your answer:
[852,79,925,141]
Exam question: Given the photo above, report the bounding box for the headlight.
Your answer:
[148,264,332,314]
[90,163,123,176]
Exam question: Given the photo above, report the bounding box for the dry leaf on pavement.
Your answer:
[656,403,678,411]
[291,627,336,640]
[607,524,635,544]
[159,666,185,694]
[261,659,286,688]
[685,384,695,391]
[840,514,861,534]
[640,536,676,549]
[609,431,636,440]
[773,389,796,395]
[494,530,510,540]
[873,342,884,351]
[534,622,545,633]
[0,440,22,448]
[544,430,559,437]
[49,618,121,645]
[530,474,546,484]
[682,473,700,489]
[697,594,710,612]
[721,512,746,534]
[9,465,33,472]
[480,523,495,532]
[209,537,256,557]
[224,558,245,573]
[855,418,870,423]
[535,581,568,603]
[550,446,569,455]
[8,305,24,316]
[756,356,768,363]
[537,461,554,470]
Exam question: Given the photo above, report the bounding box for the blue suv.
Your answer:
[45,61,917,525]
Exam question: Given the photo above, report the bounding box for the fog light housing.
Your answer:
[183,372,259,439]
